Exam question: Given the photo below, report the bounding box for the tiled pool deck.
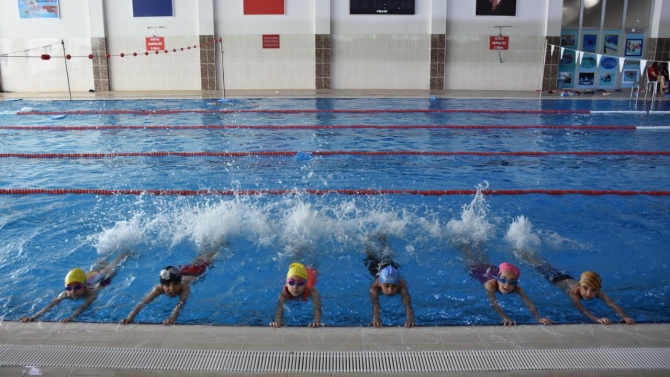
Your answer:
[1,89,668,376]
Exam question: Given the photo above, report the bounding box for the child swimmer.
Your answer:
[119,250,217,326]
[270,262,322,328]
[20,250,132,323]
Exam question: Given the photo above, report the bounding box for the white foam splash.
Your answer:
[446,182,494,247]
[90,213,146,255]
[504,215,541,253]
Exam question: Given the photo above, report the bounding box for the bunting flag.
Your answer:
[577,50,584,65]
[619,57,625,73]
[596,54,602,66]
[550,45,555,56]
[0,54,7,67]
[639,59,647,74]
[560,47,565,59]
[23,50,29,57]
[43,45,52,55]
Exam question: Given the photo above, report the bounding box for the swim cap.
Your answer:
[498,262,520,278]
[64,268,86,286]
[579,271,601,289]
[287,262,308,281]
[379,265,400,284]
[159,266,182,285]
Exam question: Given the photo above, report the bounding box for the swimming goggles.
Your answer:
[287,279,306,287]
[495,276,518,286]
[65,283,83,291]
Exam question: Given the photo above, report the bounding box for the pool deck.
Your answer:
[1,321,669,376]
[1,89,669,375]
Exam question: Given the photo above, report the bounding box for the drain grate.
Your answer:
[1,345,669,373]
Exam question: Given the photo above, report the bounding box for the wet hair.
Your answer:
[159,266,182,285]
[579,271,601,290]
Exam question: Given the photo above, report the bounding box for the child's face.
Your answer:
[496,271,519,294]
[286,276,307,297]
[162,281,183,298]
[65,282,86,299]
[579,283,600,300]
[380,283,399,296]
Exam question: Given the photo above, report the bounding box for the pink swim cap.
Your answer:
[498,262,520,278]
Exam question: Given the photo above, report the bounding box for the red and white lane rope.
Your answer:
[0,189,668,196]
[15,109,590,115]
[1,151,669,159]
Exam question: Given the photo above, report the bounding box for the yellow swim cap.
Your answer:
[286,262,308,281]
[579,271,602,290]
[65,268,86,286]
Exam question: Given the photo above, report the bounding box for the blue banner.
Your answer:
[133,0,174,17]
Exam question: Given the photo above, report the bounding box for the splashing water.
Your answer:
[446,182,494,247]
[504,215,541,254]
[89,213,146,255]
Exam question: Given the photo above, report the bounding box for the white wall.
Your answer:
[446,0,549,36]
[650,0,670,38]
[103,0,199,37]
[0,0,91,38]
[216,0,315,35]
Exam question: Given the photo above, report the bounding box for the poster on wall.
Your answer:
[622,70,638,83]
[18,0,59,19]
[561,34,576,47]
[578,72,594,86]
[475,0,517,16]
[582,34,597,53]
[133,0,174,17]
[625,39,643,56]
[245,0,285,15]
[603,34,618,54]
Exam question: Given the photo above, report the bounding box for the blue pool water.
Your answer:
[0,98,669,326]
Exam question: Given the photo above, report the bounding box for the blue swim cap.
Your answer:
[379,265,400,284]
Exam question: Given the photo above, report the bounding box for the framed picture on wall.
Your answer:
[245,0,285,15]
[475,0,517,16]
[625,39,643,56]
[603,35,618,54]
[561,34,576,47]
[18,0,59,19]
[582,34,597,53]
[133,0,174,17]
[559,72,573,84]
[350,0,415,15]
[578,72,594,86]
[622,70,638,83]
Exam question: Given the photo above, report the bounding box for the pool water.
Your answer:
[0,98,669,326]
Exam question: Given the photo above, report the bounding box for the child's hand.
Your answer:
[163,318,176,326]
[502,317,517,326]
[620,317,635,325]
[60,317,74,323]
[269,321,284,328]
[404,320,416,328]
[537,317,552,326]
[119,317,134,325]
[308,321,324,328]
[20,317,36,323]
[597,317,611,325]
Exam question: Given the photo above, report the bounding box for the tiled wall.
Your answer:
[331,34,431,90]
[106,36,201,91]
[444,35,545,90]
[221,35,315,90]
[0,38,94,92]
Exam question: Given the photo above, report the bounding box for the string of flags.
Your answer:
[548,43,669,75]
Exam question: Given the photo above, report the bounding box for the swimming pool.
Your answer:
[1,98,669,326]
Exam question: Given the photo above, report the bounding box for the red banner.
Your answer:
[244,0,285,15]
[145,37,165,51]
[263,34,280,49]
[489,36,509,50]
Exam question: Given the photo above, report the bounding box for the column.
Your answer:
[430,0,447,90]
[88,0,109,92]
[198,0,216,90]
[543,0,564,92]
[315,0,331,89]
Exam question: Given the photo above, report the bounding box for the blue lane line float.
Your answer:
[296,151,312,161]
[429,95,437,101]
[50,114,67,120]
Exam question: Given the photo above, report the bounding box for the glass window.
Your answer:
[562,0,581,28]
[625,0,652,29]
[603,0,625,29]
[582,0,604,28]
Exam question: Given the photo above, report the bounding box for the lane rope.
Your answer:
[0,124,646,131]
[1,189,668,196]
[15,109,591,115]
[2,151,670,159]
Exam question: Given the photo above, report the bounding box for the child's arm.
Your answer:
[119,285,163,324]
[308,287,323,328]
[369,281,383,328]
[61,291,98,323]
[516,287,552,326]
[20,294,65,322]
[484,280,516,326]
[270,290,290,328]
[163,284,190,326]
[398,280,416,328]
[568,287,610,324]
[598,291,635,325]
